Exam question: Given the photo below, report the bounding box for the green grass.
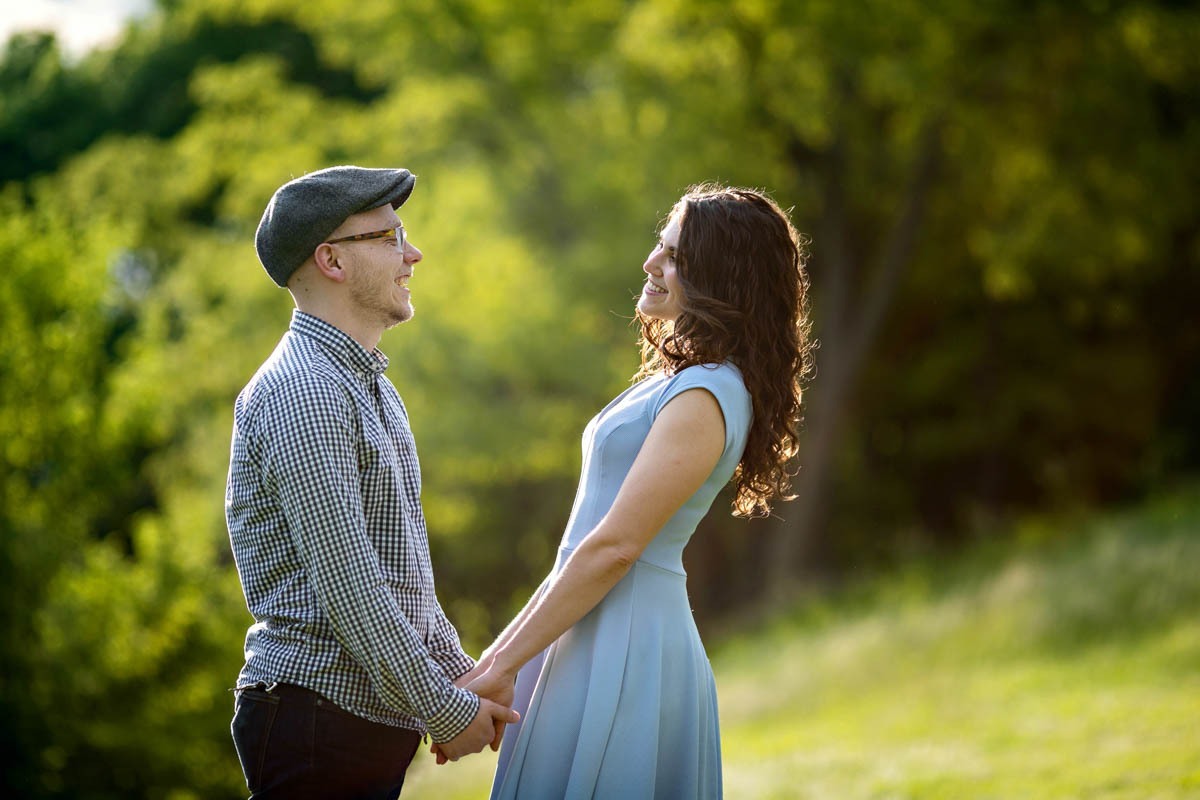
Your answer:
[403,485,1200,799]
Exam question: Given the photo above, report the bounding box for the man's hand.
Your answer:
[432,698,519,764]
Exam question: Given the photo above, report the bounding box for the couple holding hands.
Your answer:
[225,165,812,799]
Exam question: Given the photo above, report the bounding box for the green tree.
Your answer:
[0,187,167,794]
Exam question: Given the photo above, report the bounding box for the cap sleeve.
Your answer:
[650,363,753,458]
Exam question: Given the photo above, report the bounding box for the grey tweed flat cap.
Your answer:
[255,165,416,287]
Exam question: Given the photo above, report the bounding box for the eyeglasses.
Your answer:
[325,223,407,252]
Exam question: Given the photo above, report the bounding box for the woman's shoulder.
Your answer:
[672,361,749,395]
[650,361,750,418]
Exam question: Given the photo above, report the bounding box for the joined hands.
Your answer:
[430,658,519,765]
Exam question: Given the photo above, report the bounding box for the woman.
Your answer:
[452,184,812,798]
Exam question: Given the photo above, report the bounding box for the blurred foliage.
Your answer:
[0,15,378,184]
[1,0,1198,796]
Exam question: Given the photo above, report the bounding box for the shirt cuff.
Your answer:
[424,686,481,744]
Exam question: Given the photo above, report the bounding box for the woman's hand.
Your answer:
[452,659,488,689]
[465,664,517,755]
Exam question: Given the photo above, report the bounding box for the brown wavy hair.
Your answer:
[636,184,814,518]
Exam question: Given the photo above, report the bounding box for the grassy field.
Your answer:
[403,485,1200,799]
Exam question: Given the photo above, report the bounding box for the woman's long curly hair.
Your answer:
[636,184,814,518]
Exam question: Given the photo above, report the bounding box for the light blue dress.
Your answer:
[490,363,752,800]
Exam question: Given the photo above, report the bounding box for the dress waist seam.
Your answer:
[557,545,686,578]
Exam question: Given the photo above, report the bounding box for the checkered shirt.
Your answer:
[225,310,479,742]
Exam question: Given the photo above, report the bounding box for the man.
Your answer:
[225,165,516,799]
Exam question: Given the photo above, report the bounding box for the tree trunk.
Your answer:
[766,116,943,601]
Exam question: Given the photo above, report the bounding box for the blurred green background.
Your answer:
[2,0,1198,797]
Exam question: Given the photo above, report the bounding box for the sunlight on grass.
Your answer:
[403,746,499,799]
[717,486,1200,799]
[721,631,1200,798]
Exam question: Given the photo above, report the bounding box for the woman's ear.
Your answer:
[312,243,347,283]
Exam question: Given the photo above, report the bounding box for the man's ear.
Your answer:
[313,243,347,283]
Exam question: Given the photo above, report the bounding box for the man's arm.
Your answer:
[426,597,477,682]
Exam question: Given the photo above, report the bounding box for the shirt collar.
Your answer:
[289,310,389,376]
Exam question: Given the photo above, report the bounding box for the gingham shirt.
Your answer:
[225,310,479,742]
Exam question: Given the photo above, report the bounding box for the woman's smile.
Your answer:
[643,278,668,295]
